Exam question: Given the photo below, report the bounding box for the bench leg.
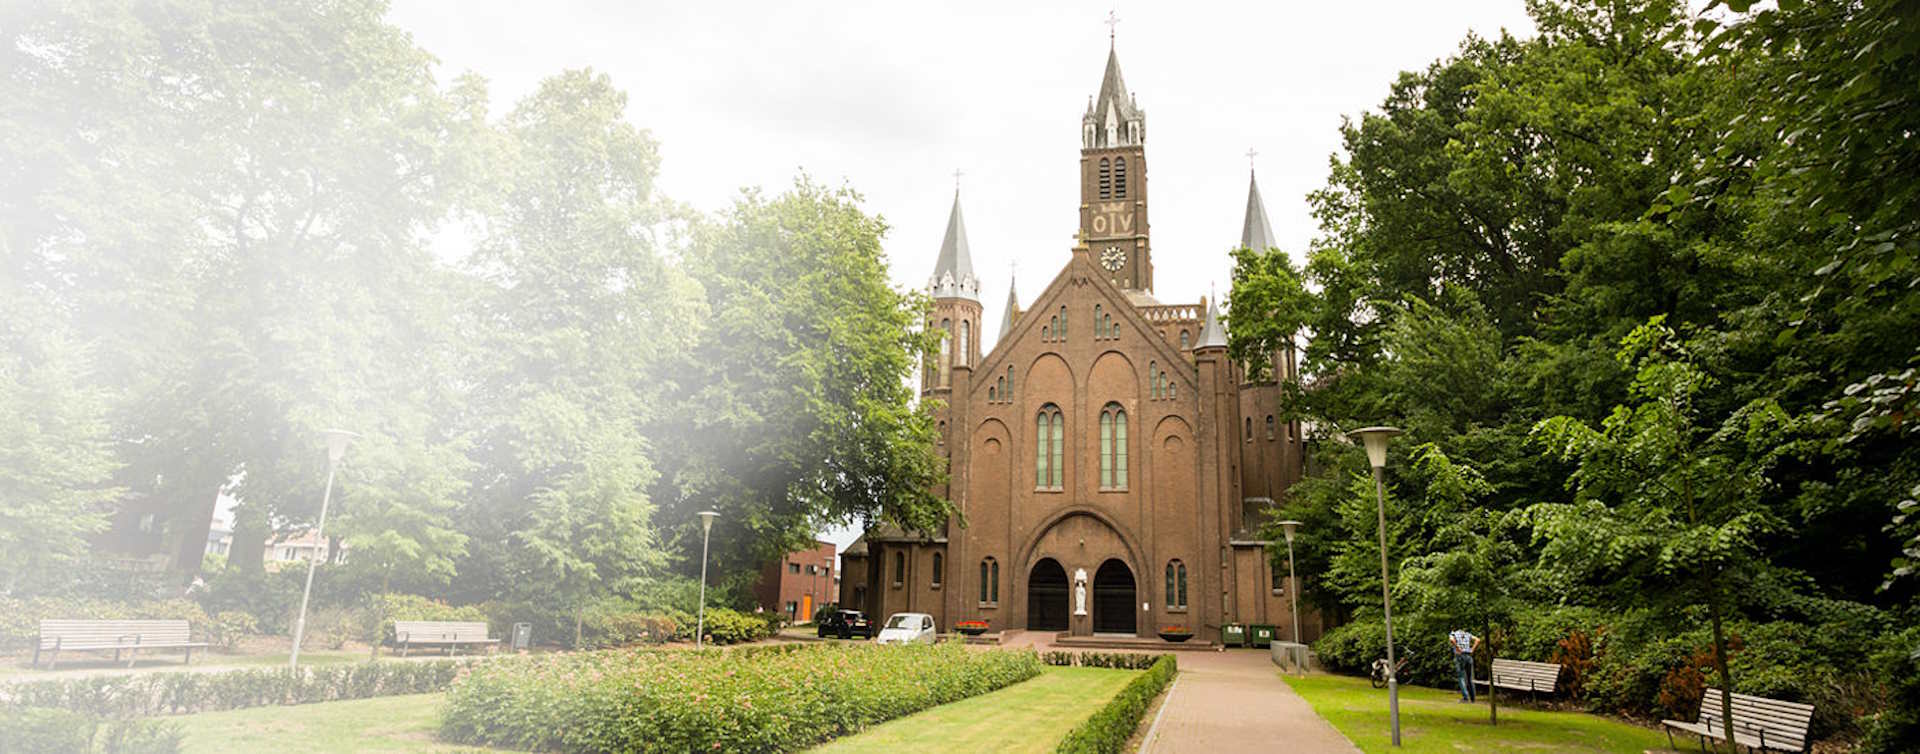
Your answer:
[48,647,59,670]
[114,648,122,663]
[32,645,41,669]
[127,647,139,669]
[401,642,409,658]
[184,646,193,665]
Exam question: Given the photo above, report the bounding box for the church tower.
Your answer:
[1080,37,1151,292]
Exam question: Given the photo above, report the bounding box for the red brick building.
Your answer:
[755,540,837,623]
[839,40,1323,645]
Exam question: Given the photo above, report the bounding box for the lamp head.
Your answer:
[323,429,361,465]
[1277,520,1303,543]
[697,510,719,535]
[1345,426,1402,470]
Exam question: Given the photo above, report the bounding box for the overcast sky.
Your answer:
[385,0,1539,552]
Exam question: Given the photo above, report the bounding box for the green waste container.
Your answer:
[1221,623,1246,647]
[1250,624,1277,648]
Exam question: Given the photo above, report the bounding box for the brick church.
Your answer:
[839,40,1322,645]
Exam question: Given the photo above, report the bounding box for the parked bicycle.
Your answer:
[1370,651,1411,689]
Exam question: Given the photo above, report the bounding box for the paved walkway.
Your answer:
[1140,650,1361,754]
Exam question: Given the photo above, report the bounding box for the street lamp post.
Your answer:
[694,511,719,649]
[1277,520,1303,646]
[1348,426,1403,746]
[290,428,359,671]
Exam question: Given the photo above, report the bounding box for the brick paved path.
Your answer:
[1140,650,1361,753]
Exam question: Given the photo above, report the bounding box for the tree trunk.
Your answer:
[574,607,584,649]
[226,503,270,573]
[1685,475,1737,753]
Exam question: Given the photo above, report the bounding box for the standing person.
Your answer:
[1447,628,1481,702]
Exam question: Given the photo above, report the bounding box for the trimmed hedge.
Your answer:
[0,707,182,754]
[441,643,1044,753]
[0,658,471,717]
[1055,654,1178,754]
[1042,651,1164,670]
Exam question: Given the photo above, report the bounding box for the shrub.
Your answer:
[1055,654,1177,754]
[699,607,776,645]
[0,708,180,754]
[196,569,303,633]
[207,612,258,652]
[0,659,471,717]
[441,643,1043,753]
[1041,651,1162,670]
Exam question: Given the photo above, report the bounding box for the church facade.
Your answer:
[839,43,1320,645]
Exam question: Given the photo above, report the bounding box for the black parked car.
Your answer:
[817,609,873,639]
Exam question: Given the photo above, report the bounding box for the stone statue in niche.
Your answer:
[1073,568,1089,616]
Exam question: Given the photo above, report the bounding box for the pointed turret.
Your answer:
[1198,294,1229,350]
[927,190,980,302]
[999,275,1020,339]
[1241,170,1277,252]
[1082,44,1145,149]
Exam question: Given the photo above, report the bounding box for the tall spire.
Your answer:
[999,272,1020,338]
[1241,168,1277,252]
[928,189,980,302]
[1083,33,1144,149]
[1198,289,1229,349]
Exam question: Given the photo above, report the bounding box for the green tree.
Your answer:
[654,178,947,578]
[1531,318,1786,749]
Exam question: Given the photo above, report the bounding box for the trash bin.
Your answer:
[1221,623,1246,648]
[1249,624,1277,648]
[511,622,532,652]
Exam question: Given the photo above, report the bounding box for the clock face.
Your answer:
[1100,247,1126,271]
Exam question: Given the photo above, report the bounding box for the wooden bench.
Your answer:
[394,620,498,657]
[33,619,207,669]
[1661,688,1816,753]
[1473,657,1562,697]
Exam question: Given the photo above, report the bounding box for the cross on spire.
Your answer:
[953,168,965,191]
[1104,10,1120,42]
[1246,148,1259,170]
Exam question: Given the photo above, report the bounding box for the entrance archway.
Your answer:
[1027,558,1069,631]
[1092,559,1136,634]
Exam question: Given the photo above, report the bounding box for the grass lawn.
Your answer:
[1284,673,1676,753]
[808,666,1136,753]
[173,693,516,754]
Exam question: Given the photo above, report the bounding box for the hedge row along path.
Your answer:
[1138,650,1359,753]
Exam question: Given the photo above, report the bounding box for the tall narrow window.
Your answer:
[958,321,970,366]
[893,552,905,587]
[980,557,1000,603]
[1036,404,1064,488]
[1007,365,1014,393]
[1115,157,1128,198]
[1180,330,1190,349]
[1266,415,1276,440]
[939,319,952,385]
[1245,417,1254,442]
[1151,362,1163,398]
[932,552,943,587]
[1165,560,1188,610]
[1100,403,1128,490]
[1099,158,1112,198]
[1036,404,1065,489]
[1059,307,1069,338]
[1093,305,1103,338]
[991,559,1000,602]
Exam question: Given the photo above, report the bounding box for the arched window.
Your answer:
[958,321,970,366]
[1099,158,1112,198]
[1036,404,1064,489]
[1099,404,1129,490]
[1245,417,1253,442]
[932,552,943,587]
[1007,365,1015,394]
[893,552,905,587]
[989,386,996,401]
[939,319,952,383]
[1093,305,1103,338]
[1115,157,1128,199]
[1165,560,1188,610]
[1059,306,1069,338]
[1151,362,1162,399]
[980,557,1000,603]
[1179,330,1190,349]
[1265,415,1276,440]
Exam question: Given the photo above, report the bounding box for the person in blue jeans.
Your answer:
[1447,629,1481,702]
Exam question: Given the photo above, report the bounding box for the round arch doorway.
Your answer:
[1093,559,1136,635]
[1027,558,1069,632]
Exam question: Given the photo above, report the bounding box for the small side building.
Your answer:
[754,540,838,623]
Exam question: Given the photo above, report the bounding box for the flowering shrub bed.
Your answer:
[1042,651,1163,670]
[441,643,1044,753]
